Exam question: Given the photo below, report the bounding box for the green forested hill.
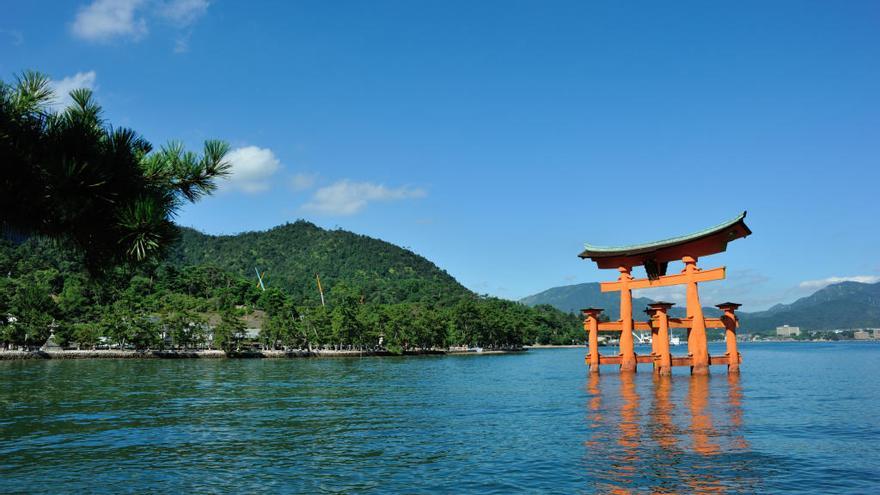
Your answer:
[169,221,471,306]
[2,222,586,351]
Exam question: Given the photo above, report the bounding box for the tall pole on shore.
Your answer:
[316,273,325,307]
[255,267,266,291]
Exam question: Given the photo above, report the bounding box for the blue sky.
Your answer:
[3,1,879,310]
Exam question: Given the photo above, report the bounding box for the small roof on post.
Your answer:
[716,302,742,311]
[644,301,675,314]
[578,211,751,274]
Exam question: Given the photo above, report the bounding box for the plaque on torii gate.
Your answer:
[579,212,751,375]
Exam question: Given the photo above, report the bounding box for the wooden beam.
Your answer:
[600,267,726,292]
[597,355,657,365]
[594,354,733,367]
[668,318,726,329]
[599,321,652,332]
[598,355,622,365]
[709,355,732,365]
[704,318,725,329]
[670,356,693,367]
[599,318,726,332]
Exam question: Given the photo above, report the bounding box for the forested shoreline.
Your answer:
[0,237,586,354]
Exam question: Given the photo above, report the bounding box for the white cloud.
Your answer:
[72,0,148,41]
[303,180,427,215]
[49,71,98,111]
[71,0,209,46]
[290,173,317,191]
[222,146,282,194]
[799,275,880,290]
[633,286,686,304]
[160,0,209,26]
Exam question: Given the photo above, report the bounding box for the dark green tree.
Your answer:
[0,71,231,269]
[164,310,207,349]
[214,309,245,353]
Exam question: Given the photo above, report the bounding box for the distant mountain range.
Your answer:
[520,281,880,331]
[739,281,880,331]
[519,283,656,320]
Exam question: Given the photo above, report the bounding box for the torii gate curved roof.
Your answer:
[579,211,751,272]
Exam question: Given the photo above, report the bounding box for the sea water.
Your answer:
[1,342,878,493]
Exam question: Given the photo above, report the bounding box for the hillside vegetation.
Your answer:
[1,223,586,352]
[170,221,471,307]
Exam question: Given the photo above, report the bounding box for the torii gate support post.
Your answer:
[582,308,603,373]
[717,303,742,373]
[647,302,674,376]
[683,256,709,375]
[647,307,659,357]
[617,266,637,372]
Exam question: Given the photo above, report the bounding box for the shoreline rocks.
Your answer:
[0,348,525,360]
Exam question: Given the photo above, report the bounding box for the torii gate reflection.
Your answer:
[583,373,753,494]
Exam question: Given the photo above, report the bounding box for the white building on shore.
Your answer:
[776,325,801,337]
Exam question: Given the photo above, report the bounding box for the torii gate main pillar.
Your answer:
[617,266,637,372]
[684,256,709,375]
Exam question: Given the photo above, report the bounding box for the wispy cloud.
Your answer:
[634,286,686,304]
[71,0,209,47]
[290,173,318,191]
[49,71,98,111]
[632,269,773,309]
[160,0,209,52]
[0,29,24,46]
[222,146,282,194]
[72,0,148,42]
[799,275,880,290]
[159,0,209,26]
[302,180,426,215]
[173,35,190,53]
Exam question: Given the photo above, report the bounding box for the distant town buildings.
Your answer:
[776,325,801,337]
[854,328,880,340]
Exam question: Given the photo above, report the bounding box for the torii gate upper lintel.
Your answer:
[579,212,752,375]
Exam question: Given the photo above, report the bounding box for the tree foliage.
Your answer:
[169,221,472,307]
[0,236,585,351]
[0,70,230,270]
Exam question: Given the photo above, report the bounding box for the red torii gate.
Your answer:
[579,212,751,375]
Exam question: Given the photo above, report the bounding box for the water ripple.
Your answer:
[1,343,879,493]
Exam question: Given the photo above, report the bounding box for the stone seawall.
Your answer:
[0,348,524,360]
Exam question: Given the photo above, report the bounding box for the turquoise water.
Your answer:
[1,342,878,494]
